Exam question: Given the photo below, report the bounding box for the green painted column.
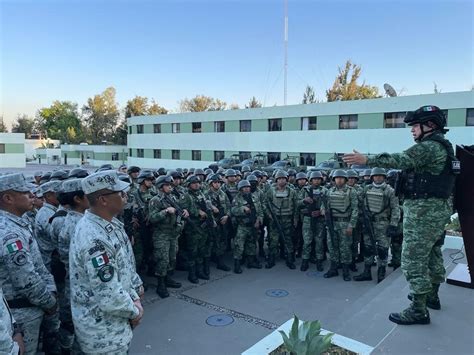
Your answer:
[282,117,300,131]
[317,115,339,130]
[162,149,172,159]
[162,124,172,133]
[358,113,383,129]
[447,108,467,127]
[5,144,24,153]
[226,120,239,132]
[202,122,214,133]
[252,119,267,132]
[144,124,153,133]
[181,150,192,160]
[202,150,214,161]
[181,123,192,133]
[316,153,335,164]
[144,149,153,159]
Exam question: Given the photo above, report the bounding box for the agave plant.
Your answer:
[278,315,334,355]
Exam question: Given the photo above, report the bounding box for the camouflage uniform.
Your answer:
[205,188,231,259]
[131,187,155,273]
[34,202,58,271]
[1,288,15,354]
[69,211,140,353]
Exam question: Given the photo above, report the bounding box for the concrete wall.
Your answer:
[0,133,26,168]
[60,144,127,167]
[25,139,60,160]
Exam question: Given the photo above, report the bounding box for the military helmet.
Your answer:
[137,171,155,184]
[156,175,174,188]
[99,164,114,171]
[204,168,213,175]
[387,169,399,179]
[363,169,372,177]
[241,165,251,173]
[332,169,348,180]
[118,173,131,184]
[39,172,52,184]
[287,169,297,176]
[186,175,201,185]
[309,171,323,180]
[207,174,221,183]
[295,172,308,181]
[68,168,89,179]
[236,170,242,176]
[225,169,237,177]
[156,167,166,176]
[346,170,359,179]
[252,170,262,178]
[274,170,289,180]
[189,168,195,174]
[194,168,205,176]
[370,167,387,177]
[50,170,69,181]
[237,180,251,190]
[404,105,446,129]
[127,166,140,174]
[261,171,268,177]
[247,174,258,183]
[169,170,184,179]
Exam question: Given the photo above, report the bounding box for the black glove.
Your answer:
[386,225,399,238]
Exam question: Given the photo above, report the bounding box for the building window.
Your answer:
[137,149,144,158]
[128,126,132,134]
[240,120,251,132]
[154,124,161,133]
[384,112,406,128]
[172,123,180,133]
[172,150,180,160]
[111,153,119,161]
[301,116,317,130]
[214,121,225,132]
[0,144,5,154]
[267,152,281,164]
[192,122,202,133]
[214,150,225,161]
[339,114,358,129]
[300,153,316,166]
[268,118,282,131]
[239,151,252,160]
[137,125,144,134]
[154,149,161,159]
[192,150,201,161]
[129,148,132,157]
[467,109,474,126]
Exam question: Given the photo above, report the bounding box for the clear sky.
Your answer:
[0,0,472,127]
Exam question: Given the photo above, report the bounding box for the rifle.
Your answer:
[304,187,323,233]
[322,194,336,252]
[266,200,286,245]
[242,193,257,226]
[362,196,378,256]
[162,194,193,227]
[197,198,217,229]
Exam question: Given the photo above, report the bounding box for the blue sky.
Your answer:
[1,0,472,127]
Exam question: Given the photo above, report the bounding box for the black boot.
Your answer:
[353,264,372,281]
[389,294,430,325]
[286,254,296,270]
[323,262,339,278]
[216,255,231,271]
[197,263,209,280]
[156,276,169,298]
[408,284,441,310]
[165,273,181,288]
[203,257,211,278]
[300,259,309,272]
[247,256,262,269]
[265,254,276,269]
[377,266,386,283]
[316,259,324,272]
[342,264,351,281]
[350,259,358,272]
[234,259,242,274]
[187,265,199,284]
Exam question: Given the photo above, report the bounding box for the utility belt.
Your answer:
[7,298,35,309]
[333,217,349,222]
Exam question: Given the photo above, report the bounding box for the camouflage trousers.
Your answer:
[210,224,228,257]
[132,230,144,271]
[402,199,449,294]
[233,224,258,260]
[363,219,390,267]
[11,311,43,355]
[267,216,294,258]
[183,224,210,268]
[302,216,325,260]
[327,220,353,264]
[351,220,362,259]
[152,231,178,277]
[58,280,74,350]
[390,223,403,265]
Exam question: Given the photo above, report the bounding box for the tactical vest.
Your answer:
[365,185,388,216]
[302,187,323,216]
[271,187,293,216]
[329,187,351,217]
[402,134,458,199]
[224,184,239,202]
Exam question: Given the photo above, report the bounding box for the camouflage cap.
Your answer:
[62,179,84,193]
[82,170,130,195]
[0,173,31,193]
[39,180,63,195]
[34,171,43,177]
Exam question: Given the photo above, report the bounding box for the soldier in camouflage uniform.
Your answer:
[322,170,359,281]
[346,169,364,269]
[0,174,58,355]
[221,169,239,249]
[294,172,308,258]
[205,174,231,272]
[353,168,400,283]
[69,171,144,352]
[344,105,456,325]
[231,180,264,273]
[168,170,188,271]
[265,170,298,269]
[1,286,25,354]
[299,171,326,272]
[387,169,403,269]
[148,175,186,298]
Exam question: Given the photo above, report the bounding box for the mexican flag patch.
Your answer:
[91,253,109,268]
[6,240,23,254]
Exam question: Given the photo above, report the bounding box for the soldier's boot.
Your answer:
[216,256,231,272]
[389,293,430,325]
[310,256,317,264]
[388,260,401,270]
[247,256,262,269]
[203,258,211,278]
[323,262,339,278]
[265,254,276,269]
[353,264,373,281]
[300,259,309,272]
[197,263,209,280]
[316,259,324,272]
[286,253,296,270]
[165,273,182,288]
[377,266,386,283]
[258,238,265,258]
[350,258,358,272]
[187,265,199,284]
[156,277,169,298]
[342,264,351,281]
[234,259,242,274]
[43,332,62,355]
[408,284,441,310]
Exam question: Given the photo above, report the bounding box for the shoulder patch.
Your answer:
[97,264,114,282]
[5,240,23,254]
[88,240,106,255]
[13,251,28,266]
[91,253,110,268]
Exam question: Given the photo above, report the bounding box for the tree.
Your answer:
[36,101,83,143]
[0,116,8,132]
[124,96,149,118]
[302,85,317,104]
[326,60,380,102]
[245,96,262,108]
[179,95,227,112]
[229,103,240,110]
[11,114,35,137]
[82,87,120,144]
[433,82,442,94]
[148,100,168,115]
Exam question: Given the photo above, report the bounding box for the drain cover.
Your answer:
[206,314,234,327]
[265,289,289,297]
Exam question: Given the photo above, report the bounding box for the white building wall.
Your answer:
[25,139,60,160]
[0,133,26,168]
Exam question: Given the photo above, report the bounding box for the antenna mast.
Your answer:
[284,0,288,105]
